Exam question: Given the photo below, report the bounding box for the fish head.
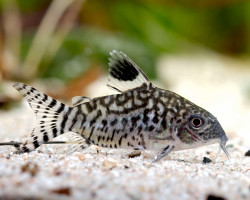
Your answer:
[177,102,230,159]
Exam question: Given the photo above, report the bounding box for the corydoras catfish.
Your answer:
[13,50,230,162]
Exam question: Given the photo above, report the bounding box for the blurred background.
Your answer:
[0,0,250,144]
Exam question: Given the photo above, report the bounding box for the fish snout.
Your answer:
[213,122,228,142]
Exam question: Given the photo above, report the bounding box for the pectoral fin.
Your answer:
[152,145,175,163]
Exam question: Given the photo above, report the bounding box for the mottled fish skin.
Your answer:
[13,50,230,162]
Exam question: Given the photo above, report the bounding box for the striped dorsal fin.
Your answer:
[107,50,152,92]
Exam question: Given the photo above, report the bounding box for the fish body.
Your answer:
[14,50,229,162]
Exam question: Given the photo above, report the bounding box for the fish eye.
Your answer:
[189,115,205,129]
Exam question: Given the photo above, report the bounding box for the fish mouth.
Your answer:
[184,124,230,160]
[189,129,231,160]
[215,123,231,160]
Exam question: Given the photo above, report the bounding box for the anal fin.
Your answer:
[65,132,92,154]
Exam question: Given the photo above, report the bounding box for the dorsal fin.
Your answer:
[107,50,152,92]
[72,96,91,106]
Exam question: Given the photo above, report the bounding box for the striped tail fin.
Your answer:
[13,83,70,153]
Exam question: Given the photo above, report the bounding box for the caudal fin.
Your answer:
[13,83,70,153]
